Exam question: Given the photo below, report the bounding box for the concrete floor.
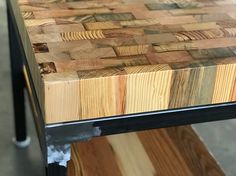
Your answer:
[0,1,44,175]
[1,1,236,175]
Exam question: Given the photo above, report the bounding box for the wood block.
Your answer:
[124,65,172,114]
[212,63,236,103]
[135,33,177,44]
[168,63,217,108]
[60,30,105,41]
[94,13,135,22]
[68,126,224,176]
[114,44,151,56]
[42,24,85,33]
[146,51,193,64]
[145,3,179,10]
[84,21,122,30]
[153,42,198,53]
[24,18,56,27]
[70,47,116,60]
[22,11,34,19]
[33,8,111,19]
[189,48,235,60]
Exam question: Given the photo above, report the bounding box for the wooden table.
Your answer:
[6,0,236,175]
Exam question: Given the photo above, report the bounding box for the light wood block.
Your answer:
[10,0,236,124]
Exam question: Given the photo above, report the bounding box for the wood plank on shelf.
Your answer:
[68,126,225,176]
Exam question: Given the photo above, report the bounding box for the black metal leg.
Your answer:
[7,3,30,147]
[46,164,67,176]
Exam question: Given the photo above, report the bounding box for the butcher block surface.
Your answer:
[10,0,236,124]
[68,126,225,176]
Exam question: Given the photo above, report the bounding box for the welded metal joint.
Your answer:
[47,144,71,167]
[46,123,102,145]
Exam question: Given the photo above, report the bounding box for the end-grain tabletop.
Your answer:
[6,0,236,175]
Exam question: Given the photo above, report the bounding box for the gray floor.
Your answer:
[1,1,236,175]
[0,1,44,175]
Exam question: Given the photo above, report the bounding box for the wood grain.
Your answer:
[68,126,225,176]
[10,0,236,123]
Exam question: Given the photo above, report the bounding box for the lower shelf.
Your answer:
[68,126,224,176]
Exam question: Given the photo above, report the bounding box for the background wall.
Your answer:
[1,0,236,175]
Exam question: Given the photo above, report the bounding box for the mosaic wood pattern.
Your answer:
[68,126,225,176]
[9,0,236,124]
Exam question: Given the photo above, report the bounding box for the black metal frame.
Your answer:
[7,1,236,176]
[46,164,67,176]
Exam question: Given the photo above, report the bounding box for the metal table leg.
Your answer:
[46,164,67,176]
[7,3,30,148]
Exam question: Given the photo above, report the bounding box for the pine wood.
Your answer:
[68,126,225,176]
[10,0,236,124]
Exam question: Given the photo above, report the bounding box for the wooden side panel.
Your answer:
[169,64,217,108]
[212,63,236,103]
[125,65,173,114]
[44,72,80,123]
[79,74,125,119]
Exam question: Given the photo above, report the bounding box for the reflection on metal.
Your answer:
[47,144,71,167]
